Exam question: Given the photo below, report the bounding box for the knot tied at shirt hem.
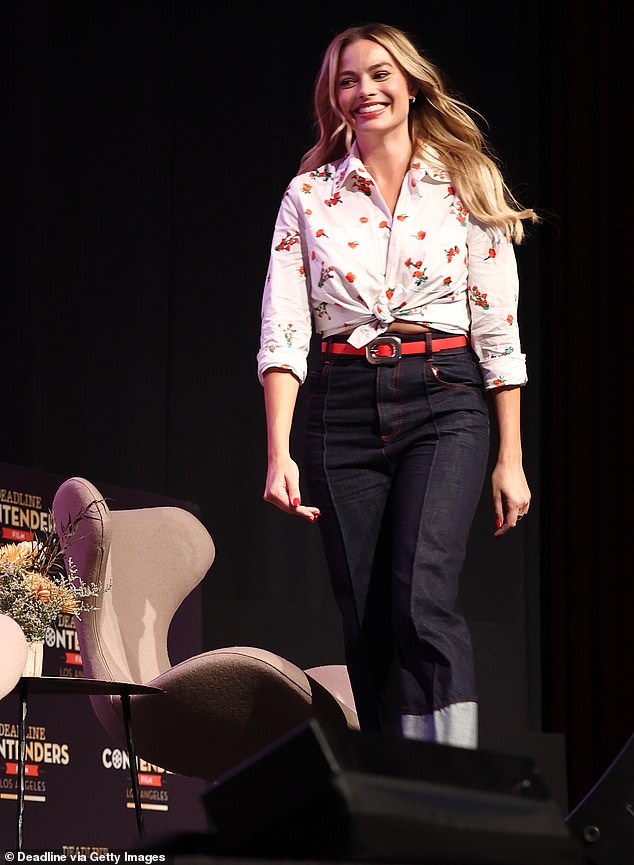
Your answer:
[346,285,408,347]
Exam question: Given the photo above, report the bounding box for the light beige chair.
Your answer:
[0,614,28,700]
[52,476,357,781]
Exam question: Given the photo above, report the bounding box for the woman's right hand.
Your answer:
[262,368,320,522]
[264,456,321,522]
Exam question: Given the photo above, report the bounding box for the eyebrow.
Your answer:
[338,61,394,76]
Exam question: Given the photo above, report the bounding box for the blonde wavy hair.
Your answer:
[299,23,539,243]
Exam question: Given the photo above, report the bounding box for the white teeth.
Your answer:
[358,104,385,114]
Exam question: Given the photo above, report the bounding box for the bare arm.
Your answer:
[262,369,321,522]
[489,386,531,537]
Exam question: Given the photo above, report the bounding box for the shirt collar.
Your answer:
[333,144,370,193]
[333,142,451,193]
[411,145,451,182]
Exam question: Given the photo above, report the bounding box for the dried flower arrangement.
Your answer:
[0,505,105,643]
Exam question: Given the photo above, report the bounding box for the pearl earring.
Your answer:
[409,95,416,104]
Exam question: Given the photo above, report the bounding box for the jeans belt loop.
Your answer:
[425,332,433,360]
[365,335,402,365]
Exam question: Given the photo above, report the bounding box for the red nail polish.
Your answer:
[292,498,300,507]
[496,518,502,529]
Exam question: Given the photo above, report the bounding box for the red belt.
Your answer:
[321,334,467,365]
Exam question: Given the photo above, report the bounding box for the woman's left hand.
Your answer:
[491,459,531,537]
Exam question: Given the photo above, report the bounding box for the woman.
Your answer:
[257,22,538,748]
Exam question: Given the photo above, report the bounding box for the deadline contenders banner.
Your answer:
[0,462,209,852]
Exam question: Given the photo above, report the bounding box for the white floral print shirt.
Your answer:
[257,146,527,390]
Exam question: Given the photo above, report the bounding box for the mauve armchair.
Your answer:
[51,476,358,782]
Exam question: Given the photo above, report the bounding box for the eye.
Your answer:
[374,70,390,80]
[338,77,356,89]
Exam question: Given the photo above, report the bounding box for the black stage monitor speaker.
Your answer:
[201,719,585,864]
[566,731,634,865]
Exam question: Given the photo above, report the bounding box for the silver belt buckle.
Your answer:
[365,335,402,365]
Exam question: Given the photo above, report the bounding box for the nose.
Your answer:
[357,74,376,100]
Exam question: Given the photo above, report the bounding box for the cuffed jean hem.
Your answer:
[401,700,478,749]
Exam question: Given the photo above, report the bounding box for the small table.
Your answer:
[12,676,162,852]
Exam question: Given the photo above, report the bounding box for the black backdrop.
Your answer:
[1,0,631,815]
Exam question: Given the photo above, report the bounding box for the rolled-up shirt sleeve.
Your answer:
[257,187,312,385]
[467,218,528,389]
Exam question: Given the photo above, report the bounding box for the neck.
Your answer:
[356,129,412,177]
[355,132,413,216]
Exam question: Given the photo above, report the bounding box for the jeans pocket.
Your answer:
[307,362,331,397]
[424,350,483,391]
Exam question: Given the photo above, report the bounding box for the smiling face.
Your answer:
[336,38,413,147]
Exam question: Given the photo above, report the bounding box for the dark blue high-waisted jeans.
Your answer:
[303,330,490,737]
